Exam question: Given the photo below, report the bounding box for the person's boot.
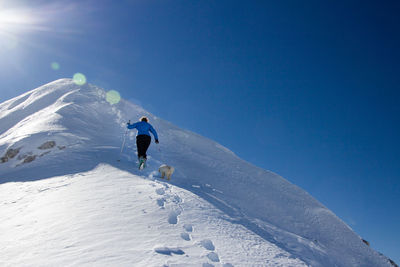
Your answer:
[138,156,146,170]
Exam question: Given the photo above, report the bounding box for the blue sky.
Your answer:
[1,0,399,263]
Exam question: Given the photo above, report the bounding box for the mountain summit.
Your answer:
[0,79,393,266]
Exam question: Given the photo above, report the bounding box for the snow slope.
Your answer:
[0,79,394,266]
[1,164,306,266]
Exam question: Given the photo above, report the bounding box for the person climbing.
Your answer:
[127,116,159,169]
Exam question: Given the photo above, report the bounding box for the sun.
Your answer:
[0,7,40,49]
[0,9,32,32]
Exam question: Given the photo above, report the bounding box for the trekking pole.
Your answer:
[118,120,130,161]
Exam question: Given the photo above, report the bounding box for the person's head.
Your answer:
[140,116,149,122]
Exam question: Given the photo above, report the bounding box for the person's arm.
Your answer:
[127,122,139,129]
[149,124,159,143]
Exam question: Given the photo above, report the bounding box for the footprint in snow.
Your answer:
[171,195,182,204]
[202,263,214,267]
[156,188,165,195]
[183,224,193,232]
[157,198,166,208]
[168,210,180,224]
[223,264,234,267]
[154,246,185,256]
[207,252,220,262]
[180,232,191,241]
[200,239,215,251]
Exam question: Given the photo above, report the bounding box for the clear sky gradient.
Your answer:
[0,0,399,263]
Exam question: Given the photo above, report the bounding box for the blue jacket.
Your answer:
[127,121,158,140]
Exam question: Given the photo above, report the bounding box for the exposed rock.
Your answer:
[1,148,21,163]
[389,258,399,267]
[58,145,66,150]
[38,141,56,150]
[6,148,20,158]
[362,239,370,246]
[23,155,36,164]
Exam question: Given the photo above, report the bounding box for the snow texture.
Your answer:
[0,79,394,266]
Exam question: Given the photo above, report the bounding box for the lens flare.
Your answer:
[106,90,121,105]
[51,62,60,70]
[73,73,86,85]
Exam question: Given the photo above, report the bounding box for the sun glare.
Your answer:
[0,9,32,32]
[0,8,35,49]
[0,3,65,52]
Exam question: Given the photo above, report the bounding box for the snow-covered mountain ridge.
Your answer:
[0,79,395,266]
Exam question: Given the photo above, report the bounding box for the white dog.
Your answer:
[158,164,175,180]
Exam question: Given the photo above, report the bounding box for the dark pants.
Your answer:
[136,135,151,159]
